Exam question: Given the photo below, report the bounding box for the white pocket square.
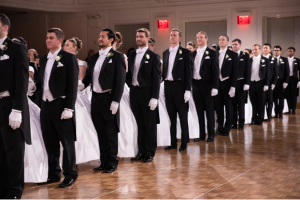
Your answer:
[179,58,183,60]
[262,65,265,67]
[295,63,297,64]
[228,58,232,61]
[240,59,244,61]
[271,61,274,64]
[57,62,64,67]
[145,61,149,63]
[281,62,285,64]
[0,54,9,61]
[108,59,112,63]
[205,56,210,59]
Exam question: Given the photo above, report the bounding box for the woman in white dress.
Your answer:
[112,32,138,157]
[63,37,100,164]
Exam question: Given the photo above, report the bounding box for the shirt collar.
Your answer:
[0,36,7,46]
[169,45,179,52]
[47,48,61,59]
[136,46,148,54]
[275,55,280,59]
[288,56,294,60]
[197,45,207,52]
[253,54,261,60]
[219,47,227,53]
[263,54,270,59]
[99,46,112,57]
[236,50,241,56]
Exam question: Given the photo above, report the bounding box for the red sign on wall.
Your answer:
[157,20,169,29]
[237,15,251,24]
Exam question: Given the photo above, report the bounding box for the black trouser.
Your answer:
[232,79,246,127]
[192,79,215,138]
[249,80,265,123]
[215,79,233,133]
[265,80,274,119]
[286,76,298,111]
[164,80,189,147]
[40,98,78,180]
[0,97,25,198]
[130,86,157,157]
[91,92,119,166]
[273,78,285,116]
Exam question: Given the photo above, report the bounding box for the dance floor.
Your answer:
[23,113,300,199]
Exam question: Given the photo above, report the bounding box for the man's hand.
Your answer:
[148,98,158,111]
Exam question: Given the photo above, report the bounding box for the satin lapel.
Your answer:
[139,49,149,70]
[221,49,229,70]
[50,49,64,76]
[131,52,137,78]
[101,48,114,73]
[164,51,170,76]
[200,47,208,68]
[173,47,181,71]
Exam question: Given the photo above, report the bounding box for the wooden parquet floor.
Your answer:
[22,113,300,199]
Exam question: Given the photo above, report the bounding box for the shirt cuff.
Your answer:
[12,109,22,113]
[64,108,74,112]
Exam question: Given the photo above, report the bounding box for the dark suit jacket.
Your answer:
[83,48,126,103]
[38,49,79,110]
[0,37,31,144]
[191,47,219,89]
[162,46,192,91]
[237,51,251,85]
[126,48,161,99]
[276,56,290,83]
[289,57,300,79]
[250,56,270,86]
[220,49,238,88]
[262,56,278,86]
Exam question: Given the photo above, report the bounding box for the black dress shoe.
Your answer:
[164,145,177,150]
[206,137,214,142]
[93,164,107,172]
[5,193,19,199]
[143,155,153,163]
[250,121,256,125]
[231,125,238,129]
[221,131,229,136]
[279,115,283,119]
[37,177,61,185]
[59,178,76,188]
[179,145,187,151]
[238,126,244,130]
[131,153,145,161]
[264,119,270,122]
[292,110,296,115]
[256,122,262,126]
[105,165,117,173]
[194,137,205,142]
[215,129,224,135]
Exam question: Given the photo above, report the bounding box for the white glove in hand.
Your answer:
[228,87,235,98]
[263,85,269,91]
[61,109,73,119]
[271,84,275,90]
[297,82,300,88]
[184,91,191,103]
[27,77,36,96]
[9,109,22,130]
[78,80,85,91]
[211,88,218,96]
[243,84,249,91]
[148,98,158,111]
[110,101,119,115]
[283,82,288,89]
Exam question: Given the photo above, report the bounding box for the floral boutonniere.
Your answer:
[261,59,265,63]
[107,52,114,58]
[225,54,229,59]
[146,54,150,60]
[55,55,62,62]
[280,58,283,62]
[271,57,275,61]
[0,42,8,56]
[179,49,182,55]
[294,58,296,62]
[205,51,209,55]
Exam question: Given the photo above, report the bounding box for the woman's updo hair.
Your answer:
[67,37,83,52]
[114,31,123,49]
[186,40,196,49]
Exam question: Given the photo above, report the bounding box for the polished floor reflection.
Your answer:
[23,113,300,199]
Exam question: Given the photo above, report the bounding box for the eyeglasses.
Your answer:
[273,50,281,52]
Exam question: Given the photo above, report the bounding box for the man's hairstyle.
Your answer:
[220,35,229,41]
[0,13,11,32]
[253,44,262,49]
[287,47,296,52]
[274,45,282,51]
[101,28,116,45]
[171,28,182,37]
[136,28,150,37]
[47,28,65,40]
[148,37,156,46]
[211,44,220,51]
[232,38,241,45]
[196,31,208,38]
[244,48,252,54]
[263,43,272,49]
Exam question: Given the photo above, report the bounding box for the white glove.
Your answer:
[271,84,275,90]
[263,85,269,91]
[184,91,191,103]
[27,77,36,96]
[110,101,119,115]
[297,82,300,88]
[283,82,288,89]
[61,109,73,119]
[148,98,158,111]
[228,87,235,98]
[211,88,218,96]
[78,80,85,91]
[243,84,249,91]
[9,110,22,130]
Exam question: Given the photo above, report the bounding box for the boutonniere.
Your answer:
[107,52,114,58]
[271,57,274,61]
[146,54,150,59]
[280,58,283,62]
[261,59,265,63]
[225,54,229,59]
[0,42,8,56]
[205,51,209,55]
[294,59,296,62]
[179,49,182,55]
[55,55,62,62]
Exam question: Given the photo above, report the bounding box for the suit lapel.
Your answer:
[139,49,148,70]
[172,47,180,72]
[221,49,229,70]
[101,48,114,73]
[200,47,208,68]
[50,49,63,76]
[164,50,170,76]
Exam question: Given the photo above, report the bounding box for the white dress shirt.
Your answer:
[166,45,179,81]
[193,46,207,80]
[263,54,270,59]
[132,46,148,86]
[93,47,112,93]
[275,56,280,65]
[219,47,229,81]
[288,56,294,76]
[251,54,261,82]
[42,48,62,102]
[0,36,10,98]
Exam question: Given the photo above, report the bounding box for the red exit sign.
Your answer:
[237,15,251,24]
[157,20,169,29]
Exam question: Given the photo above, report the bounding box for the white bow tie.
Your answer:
[47,53,55,60]
[253,56,260,60]
[136,49,145,54]
[219,49,226,54]
[197,48,204,53]
[169,48,177,52]
[99,50,105,56]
